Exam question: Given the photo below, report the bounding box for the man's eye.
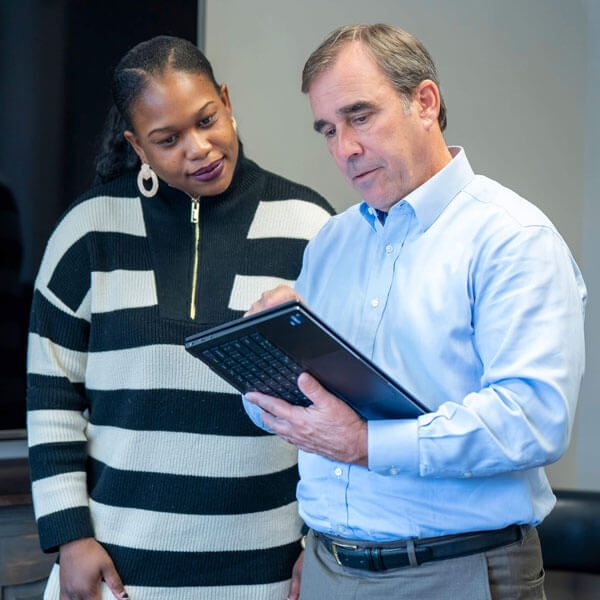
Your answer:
[353,114,369,124]
[324,127,336,138]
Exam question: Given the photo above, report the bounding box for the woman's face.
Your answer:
[125,69,239,198]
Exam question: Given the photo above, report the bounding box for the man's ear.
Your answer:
[124,130,147,164]
[415,80,441,131]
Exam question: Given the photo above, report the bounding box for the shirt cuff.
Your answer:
[242,395,274,433]
[367,418,419,475]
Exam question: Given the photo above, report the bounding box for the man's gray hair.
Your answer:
[301,24,447,131]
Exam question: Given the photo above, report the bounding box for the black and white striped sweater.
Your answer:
[27,154,333,598]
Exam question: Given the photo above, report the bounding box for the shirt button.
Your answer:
[334,467,343,477]
[389,467,398,475]
[385,244,393,254]
[371,298,379,308]
[337,525,346,533]
[464,471,473,478]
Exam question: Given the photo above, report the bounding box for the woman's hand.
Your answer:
[59,537,128,600]
[287,550,304,600]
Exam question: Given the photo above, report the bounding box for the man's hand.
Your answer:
[246,372,368,465]
[244,285,302,317]
[287,550,303,600]
[59,537,128,600]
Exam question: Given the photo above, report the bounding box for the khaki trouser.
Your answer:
[300,526,546,600]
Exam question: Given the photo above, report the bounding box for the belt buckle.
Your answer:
[330,541,359,566]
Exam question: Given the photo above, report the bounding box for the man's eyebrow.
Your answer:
[338,101,377,115]
[313,119,328,133]
[313,101,378,133]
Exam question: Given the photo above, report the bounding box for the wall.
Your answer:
[577,0,600,490]
[205,0,598,491]
[0,0,65,285]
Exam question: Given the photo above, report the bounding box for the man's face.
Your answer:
[309,42,434,212]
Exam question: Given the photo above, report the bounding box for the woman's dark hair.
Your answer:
[94,36,220,184]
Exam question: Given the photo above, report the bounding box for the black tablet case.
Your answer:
[184,301,427,420]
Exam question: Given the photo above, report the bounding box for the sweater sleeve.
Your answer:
[27,207,94,553]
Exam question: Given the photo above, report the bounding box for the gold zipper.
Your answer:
[190,197,200,320]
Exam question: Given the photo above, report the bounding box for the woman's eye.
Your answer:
[199,114,216,127]
[159,135,177,146]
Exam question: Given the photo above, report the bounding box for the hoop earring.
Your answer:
[137,163,159,198]
[231,116,238,133]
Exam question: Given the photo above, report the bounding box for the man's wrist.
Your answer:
[354,420,369,466]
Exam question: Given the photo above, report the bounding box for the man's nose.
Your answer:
[335,127,362,161]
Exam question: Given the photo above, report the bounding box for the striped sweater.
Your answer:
[26,154,333,599]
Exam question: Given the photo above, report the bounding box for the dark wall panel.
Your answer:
[61,0,199,206]
[0,0,198,431]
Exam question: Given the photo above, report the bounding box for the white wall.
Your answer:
[577,0,600,490]
[205,0,598,490]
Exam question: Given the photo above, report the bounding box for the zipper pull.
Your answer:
[190,197,200,223]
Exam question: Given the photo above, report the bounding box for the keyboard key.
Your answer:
[202,349,218,363]
[212,348,227,361]
[206,332,308,407]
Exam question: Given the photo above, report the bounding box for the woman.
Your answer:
[27,36,333,599]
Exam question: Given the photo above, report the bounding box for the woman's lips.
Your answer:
[189,158,224,182]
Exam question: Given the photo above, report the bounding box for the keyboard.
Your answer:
[201,331,312,406]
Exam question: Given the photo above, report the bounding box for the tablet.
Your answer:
[184,301,427,420]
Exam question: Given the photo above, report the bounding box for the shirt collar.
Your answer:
[359,147,475,232]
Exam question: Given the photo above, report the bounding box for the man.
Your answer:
[244,24,586,599]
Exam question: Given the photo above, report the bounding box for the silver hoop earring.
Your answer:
[137,163,159,198]
[231,116,238,133]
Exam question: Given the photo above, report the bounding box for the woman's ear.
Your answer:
[124,130,147,164]
[219,83,232,115]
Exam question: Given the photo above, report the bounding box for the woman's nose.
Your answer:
[186,130,211,159]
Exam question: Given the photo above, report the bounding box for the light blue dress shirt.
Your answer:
[244,148,586,541]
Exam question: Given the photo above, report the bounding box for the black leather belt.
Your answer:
[316,525,525,571]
